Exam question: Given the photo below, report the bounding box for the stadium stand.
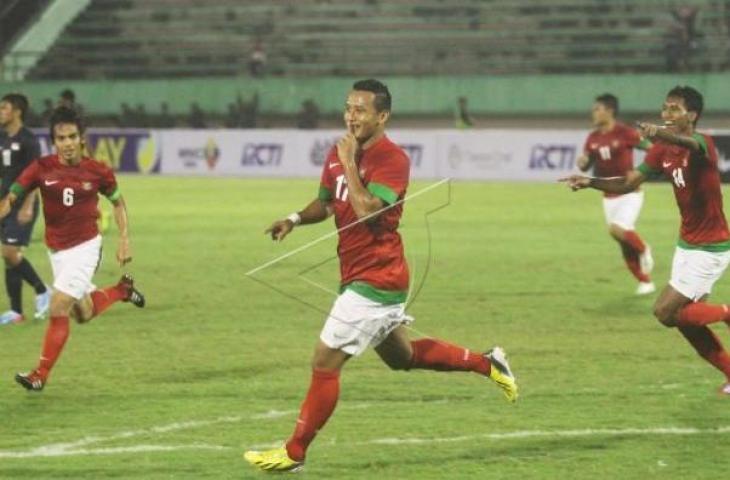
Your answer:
[18,0,730,80]
[0,0,51,56]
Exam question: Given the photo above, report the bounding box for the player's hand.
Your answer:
[558,175,592,191]
[17,208,33,225]
[336,133,359,167]
[265,219,294,242]
[636,122,661,138]
[116,237,132,266]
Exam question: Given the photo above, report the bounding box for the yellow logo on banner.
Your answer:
[137,137,158,173]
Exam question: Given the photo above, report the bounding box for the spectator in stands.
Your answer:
[40,98,54,125]
[665,5,701,72]
[157,102,175,128]
[135,104,149,128]
[224,103,240,129]
[188,102,206,129]
[118,103,134,128]
[249,40,267,77]
[297,99,320,129]
[455,96,474,129]
[58,89,83,116]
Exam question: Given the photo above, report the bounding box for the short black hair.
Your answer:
[60,89,75,102]
[667,85,703,125]
[1,93,29,120]
[595,93,619,116]
[352,78,391,112]
[49,106,85,141]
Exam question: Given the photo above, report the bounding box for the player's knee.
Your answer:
[608,224,624,241]
[2,251,22,267]
[653,303,677,327]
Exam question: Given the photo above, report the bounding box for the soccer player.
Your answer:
[0,106,146,391]
[244,79,518,473]
[577,93,655,295]
[0,93,50,324]
[561,85,730,395]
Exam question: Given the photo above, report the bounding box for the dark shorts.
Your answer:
[0,201,39,247]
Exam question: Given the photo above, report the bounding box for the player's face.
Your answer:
[661,96,695,132]
[591,102,613,126]
[53,123,83,164]
[0,101,16,127]
[343,91,388,142]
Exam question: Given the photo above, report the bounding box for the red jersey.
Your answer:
[11,155,119,251]
[584,122,645,198]
[319,136,409,304]
[639,133,730,248]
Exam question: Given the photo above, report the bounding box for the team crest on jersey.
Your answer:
[590,143,598,149]
[82,182,92,191]
[11,142,20,151]
[612,140,619,148]
[359,168,366,177]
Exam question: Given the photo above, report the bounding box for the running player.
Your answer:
[0,93,50,324]
[578,93,655,295]
[561,85,730,395]
[244,79,518,473]
[0,106,145,391]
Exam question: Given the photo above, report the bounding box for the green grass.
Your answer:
[1,177,730,479]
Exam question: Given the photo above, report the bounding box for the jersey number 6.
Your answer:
[63,187,75,206]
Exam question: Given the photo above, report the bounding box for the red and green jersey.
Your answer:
[638,133,730,250]
[10,154,119,251]
[319,135,410,304]
[583,122,649,198]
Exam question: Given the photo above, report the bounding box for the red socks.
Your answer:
[678,325,730,381]
[409,338,491,376]
[619,242,650,283]
[286,369,340,462]
[622,231,646,253]
[90,284,127,317]
[677,302,730,327]
[37,315,70,380]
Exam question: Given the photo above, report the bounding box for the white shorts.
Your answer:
[602,191,644,231]
[320,289,413,356]
[49,235,102,300]
[669,246,730,301]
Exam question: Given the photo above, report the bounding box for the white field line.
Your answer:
[0,405,369,459]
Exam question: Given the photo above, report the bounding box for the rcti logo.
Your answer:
[242,143,283,166]
[529,144,576,170]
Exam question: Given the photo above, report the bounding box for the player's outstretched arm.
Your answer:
[265,198,332,242]
[576,154,593,172]
[111,196,131,266]
[0,193,18,220]
[637,122,702,153]
[559,169,646,194]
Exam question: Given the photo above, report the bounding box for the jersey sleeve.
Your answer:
[10,160,41,195]
[623,127,645,149]
[367,151,410,205]
[318,147,336,202]
[99,164,120,200]
[637,144,663,176]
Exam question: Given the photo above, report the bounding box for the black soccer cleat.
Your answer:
[118,274,146,308]
[15,370,45,391]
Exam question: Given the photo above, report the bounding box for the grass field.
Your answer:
[1,176,730,479]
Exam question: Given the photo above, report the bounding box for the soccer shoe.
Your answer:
[118,274,145,308]
[636,281,656,296]
[0,310,24,325]
[34,289,51,320]
[243,446,304,473]
[15,370,45,391]
[486,347,518,403]
[639,245,654,275]
[719,383,730,396]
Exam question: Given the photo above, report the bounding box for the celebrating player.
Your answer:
[577,93,655,295]
[561,86,730,395]
[244,79,518,473]
[0,93,50,324]
[0,106,145,391]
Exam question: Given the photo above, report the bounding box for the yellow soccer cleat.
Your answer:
[243,446,304,473]
[486,347,518,403]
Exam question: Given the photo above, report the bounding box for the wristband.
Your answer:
[286,212,301,225]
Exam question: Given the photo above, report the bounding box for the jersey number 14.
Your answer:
[672,168,686,188]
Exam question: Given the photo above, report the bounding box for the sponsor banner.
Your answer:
[33,129,160,173]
